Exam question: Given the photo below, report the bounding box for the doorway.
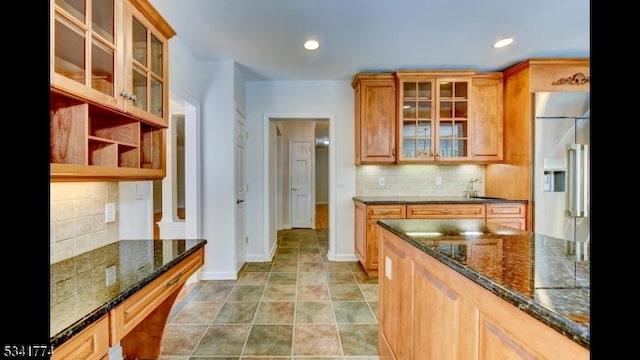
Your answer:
[273,119,328,229]
[153,92,201,240]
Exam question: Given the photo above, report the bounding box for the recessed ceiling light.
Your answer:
[493,37,514,48]
[304,40,319,51]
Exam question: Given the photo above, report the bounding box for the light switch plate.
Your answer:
[105,203,116,223]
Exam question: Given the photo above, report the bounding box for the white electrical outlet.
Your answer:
[106,265,117,286]
[435,176,442,185]
[385,256,392,280]
[105,203,116,223]
[379,177,386,186]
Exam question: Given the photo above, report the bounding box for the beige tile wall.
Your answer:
[356,164,485,197]
[50,182,120,264]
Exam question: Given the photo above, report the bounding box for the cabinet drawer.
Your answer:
[52,315,109,360]
[367,205,406,218]
[487,218,526,230]
[486,204,526,218]
[406,204,485,218]
[110,247,204,344]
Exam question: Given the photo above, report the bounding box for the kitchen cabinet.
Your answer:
[378,226,589,360]
[51,315,109,360]
[50,0,175,181]
[354,202,406,276]
[379,235,413,359]
[354,200,526,278]
[485,58,589,230]
[486,203,527,230]
[352,73,397,165]
[396,70,474,163]
[406,203,485,219]
[470,73,503,162]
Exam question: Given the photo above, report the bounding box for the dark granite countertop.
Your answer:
[50,239,207,348]
[377,219,589,349]
[353,196,528,204]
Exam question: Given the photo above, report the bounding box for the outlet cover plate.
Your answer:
[105,203,116,223]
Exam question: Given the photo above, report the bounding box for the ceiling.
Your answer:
[151,0,590,82]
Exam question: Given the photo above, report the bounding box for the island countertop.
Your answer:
[50,239,207,348]
[377,219,589,349]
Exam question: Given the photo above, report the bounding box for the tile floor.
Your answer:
[159,228,380,359]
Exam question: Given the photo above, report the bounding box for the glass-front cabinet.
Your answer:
[51,0,124,110]
[50,0,176,181]
[123,2,171,125]
[397,71,472,163]
[51,0,174,128]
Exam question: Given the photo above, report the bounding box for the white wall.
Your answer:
[245,81,356,262]
[315,147,329,203]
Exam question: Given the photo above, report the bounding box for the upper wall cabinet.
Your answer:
[396,70,474,163]
[51,0,175,127]
[470,73,503,162]
[352,73,397,165]
[50,0,176,181]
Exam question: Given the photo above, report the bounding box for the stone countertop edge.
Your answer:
[352,196,528,204]
[377,221,589,350]
[50,239,207,348]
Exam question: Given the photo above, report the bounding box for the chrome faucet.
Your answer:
[464,178,479,198]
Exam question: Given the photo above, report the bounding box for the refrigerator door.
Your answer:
[533,92,590,244]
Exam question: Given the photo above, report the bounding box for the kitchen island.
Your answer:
[50,239,206,360]
[377,218,588,359]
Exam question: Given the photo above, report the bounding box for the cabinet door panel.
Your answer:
[413,263,462,360]
[354,75,397,164]
[380,232,413,360]
[471,74,503,161]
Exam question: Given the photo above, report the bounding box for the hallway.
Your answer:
[159,228,379,359]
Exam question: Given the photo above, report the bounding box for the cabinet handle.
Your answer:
[165,272,183,287]
[392,148,396,157]
[440,210,452,214]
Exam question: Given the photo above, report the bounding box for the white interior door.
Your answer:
[290,141,313,228]
[235,109,247,273]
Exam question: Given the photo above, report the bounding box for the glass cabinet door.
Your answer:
[400,80,435,160]
[437,79,469,159]
[126,8,168,125]
[52,0,119,105]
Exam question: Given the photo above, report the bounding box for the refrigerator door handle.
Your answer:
[566,143,588,218]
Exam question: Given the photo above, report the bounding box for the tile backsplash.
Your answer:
[356,164,485,197]
[50,182,119,264]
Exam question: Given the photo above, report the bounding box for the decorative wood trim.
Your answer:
[552,72,590,85]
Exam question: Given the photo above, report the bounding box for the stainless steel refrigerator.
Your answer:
[533,92,590,257]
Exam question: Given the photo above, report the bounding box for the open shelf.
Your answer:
[50,91,166,181]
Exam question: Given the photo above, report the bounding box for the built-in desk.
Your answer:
[50,239,206,360]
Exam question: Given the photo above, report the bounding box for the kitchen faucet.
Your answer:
[464,178,479,198]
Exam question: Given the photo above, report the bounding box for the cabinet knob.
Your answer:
[129,94,137,102]
[120,90,129,97]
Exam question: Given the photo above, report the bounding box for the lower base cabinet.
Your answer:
[356,201,526,278]
[378,227,588,360]
[51,315,109,360]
